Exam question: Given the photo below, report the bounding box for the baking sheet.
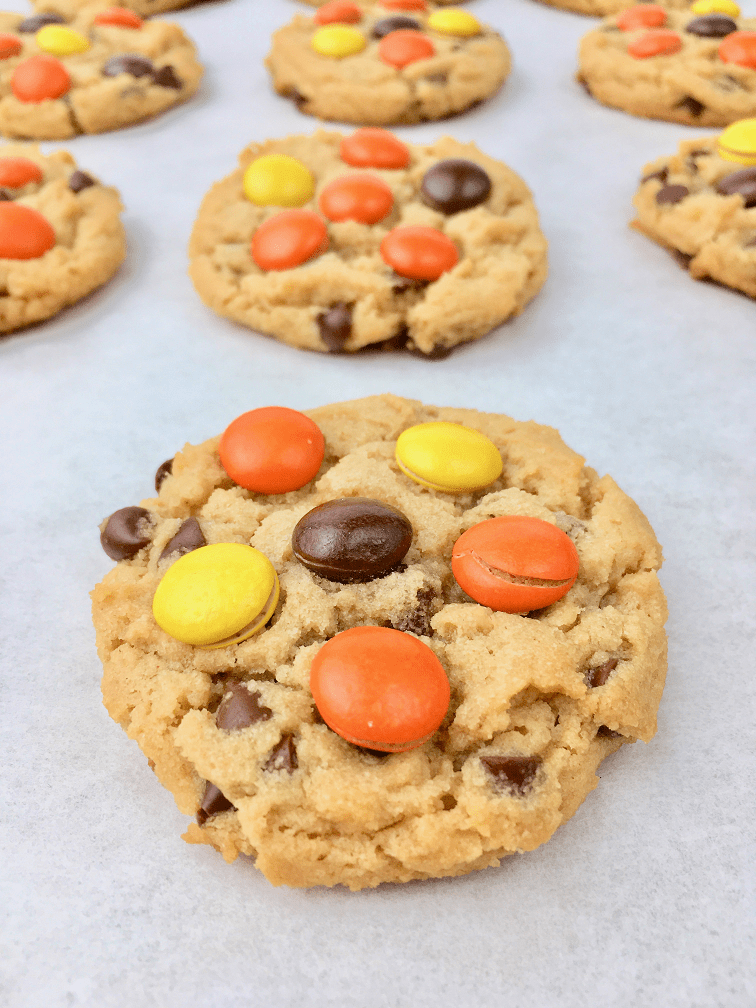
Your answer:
[1,0,754,1004]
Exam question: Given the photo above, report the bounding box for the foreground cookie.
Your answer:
[578,2,756,126]
[0,144,124,331]
[266,1,510,125]
[33,0,194,17]
[0,6,202,138]
[92,394,668,890]
[632,120,756,297]
[189,130,547,356]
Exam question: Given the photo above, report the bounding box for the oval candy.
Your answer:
[340,128,410,169]
[685,14,737,36]
[421,159,491,214]
[426,9,481,36]
[718,31,756,69]
[311,25,366,58]
[313,0,362,25]
[380,225,458,280]
[243,154,315,208]
[380,0,427,9]
[0,202,55,259]
[318,173,394,224]
[715,166,756,206]
[94,8,144,28]
[11,54,70,101]
[36,25,89,55]
[717,118,756,164]
[251,209,328,271]
[378,29,435,68]
[627,29,682,58]
[616,5,667,30]
[0,34,22,59]
[395,421,502,492]
[372,16,422,39]
[690,0,739,15]
[0,156,43,188]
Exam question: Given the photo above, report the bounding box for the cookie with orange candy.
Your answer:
[0,143,124,332]
[0,6,201,139]
[578,2,756,125]
[189,130,547,357]
[266,1,510,125]
[92,393,668,890]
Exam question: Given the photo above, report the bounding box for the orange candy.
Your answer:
[380,225,458,280]
[0,33,21,59]
[340,128,410,169]
[0,203,55,260]
[381,0,428,10]
[319,173,394,224]
[314,0,362,25]
[251,209,328,271]
[310,626,450,752]
[0,157,43,188]
[219,406,325,495]
[12,54,70,102]
[94,7,144,28]
[451,516,579,614]
[616,5,667,30]
[627,29,682,58]
[719,32,756,69]
[379,29,435,68]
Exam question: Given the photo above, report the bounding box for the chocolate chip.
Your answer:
[642,166,668,184]
[391,586,436,637]
[421,159,492,214]
[685,149,708,172]
[286,88,308,109]
[391,275,429,294]
[675,95,705,118]
[745,237,756,248]
[481,755,540,795]
[584,657,618,688]
[159,517,206,562]
[102,54,154,78]
[18,13,65,31]
[425,72,447,84]
[597,726,622,739]
[685,14,737,37]
[715,167,756,208]
[196,782,234,825]
[670,248,694,269]
[292,498,413,583]
[317,303,352,351]
[216,682,272,731]
[372,16,421,38]
[68,170,95,193]
[154,458,173,492]
[152,65,182,90]
[263,734,298,773]
[410,342,453,360]
[100,506,152,561]
[656,184,689,205]
[0,188,12,201]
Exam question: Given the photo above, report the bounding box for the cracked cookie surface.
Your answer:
[92,394,668,891]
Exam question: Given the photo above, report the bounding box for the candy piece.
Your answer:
[310,626,450,752]
[292,497,413,583]
[94,7,144,28]
[0,34,21,59]
[395,421,502,493]
[196,782,233,824]
[717,118,756,164]
[715,166,756,206]
[0,203,55,259]
[314,1,362,25]
[216,681,271,730]
[718,31,756,69]
[154,458,173,492]
[102,54,154,77]
[481,755,540,795]
[311,25,366,58]
[339,128,410,169]
[616,5,667,30]
[317,303,352,350]
[0,157,43,189]
[427,9,482,37]
[685,14,737,36]
[380,225,458,280]
[219,406,325,495]
[318,173,394,224]
[158,517,206,562]
[381,0,427,10]
[100,506,153,561]
[451,516,579,613]
[690,0,739,15]
[17,13,64,32]
[378,29,434,68]
[251,209,328,271]
[373,16,422,39]
[11,54,70,101]
[243,154,315,208]
[421,159,491,214]
[152,542,279,648]
[627,30,682,58]
[36,25,89,55]
[68,170,95,193]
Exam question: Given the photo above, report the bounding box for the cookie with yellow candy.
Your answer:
[395,422,502,492]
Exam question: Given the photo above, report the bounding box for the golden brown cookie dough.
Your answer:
[92,394,668,891]
[33,0,194,18]
[0,144,124,332]
[188,131,548,357]
[541,0,686,18]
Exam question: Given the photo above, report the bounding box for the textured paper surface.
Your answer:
[1,0,754,1005]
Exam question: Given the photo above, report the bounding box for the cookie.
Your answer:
[0,143,124,331]
[538,0,688,19]
[578,4,756,126]
[632,123,756,298]
[0,6,202,139]
[188,130,547,357]
[266,1,510,125]
[91,394,668,891]
[32,0,194,18]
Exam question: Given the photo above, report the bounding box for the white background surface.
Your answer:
[1,0,755,1004]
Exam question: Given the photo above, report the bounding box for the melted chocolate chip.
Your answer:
[159,517,206,562]
[584,657,618,688]
[715,167,756,208]
[263,734,298,773]
[597,726,623,739]
[676,95,705,118]
[292,498,413,583]
[154,458,173,492]
[685,14,737,37]
[481,755,541,795]
[18,12,65,31]
[102,54,154,78]
[372,15,421,38]
[421,159,492,214]
[391,586,436,637]
[0,188,12,201]
[196,782,234,825]
[152,65,182,90]
[656,184,689,205]
[317,303,352,351]
[68,170,95,193]
[642,166,668,184]
[100,506,152,561]
[216,682,272,731]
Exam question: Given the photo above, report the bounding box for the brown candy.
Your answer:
[18,13,65,31]
[685,14,737,37]
[372,16,422,38]
[102,54,154,78]
[715,167,756,208]
[100,506,152,561]
[216,681,272,731]
[292,497,413,583]
[481,754,540,795]
[158,517,206,562]
[154,458,173,492]
[263,734,298,773]
[69,171,95,193]
[196,782,233,825]
[656,184,689,205]
[420,159,491,214]
[317,303,352,351]
[584,657,618,688]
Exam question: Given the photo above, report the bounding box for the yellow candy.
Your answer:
[395,422,502,493]
[311,25,366,58]
[427,9,482,37]
[717,119,756,166]
[243,154,315,207]
[36,24,90,56]
[689,0,740,16]
[152,542,279,648]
